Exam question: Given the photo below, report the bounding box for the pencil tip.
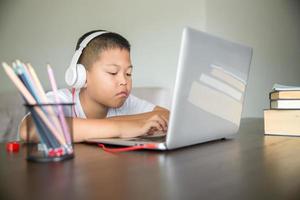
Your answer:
[15,59,21,65]
[47,64,53,71]
[2,62,8,68]
[27,63,33,69]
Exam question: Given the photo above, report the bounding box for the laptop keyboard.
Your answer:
[130,134,166,143]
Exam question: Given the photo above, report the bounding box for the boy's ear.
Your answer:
[84,71,88,88]
[83,71,89,88]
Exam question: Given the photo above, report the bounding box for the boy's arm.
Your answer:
[106,106,169,136]
[19,115,39,142]
[19,116,121,143]
[19,106,169,142]
[108,106,169,122]
[75,106,170,140]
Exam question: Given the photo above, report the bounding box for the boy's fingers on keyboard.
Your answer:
[157,115,167,132]
[160,115,168,130]
[156,117,166,131]
[155,118,166,131]
[148,115,162,129]
[147,127,157,135]
[144,120,160,134]
[161,114,169,123]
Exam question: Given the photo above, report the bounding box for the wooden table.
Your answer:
[1,118,300,200]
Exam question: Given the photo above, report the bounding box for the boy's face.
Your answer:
[86,48,132,108]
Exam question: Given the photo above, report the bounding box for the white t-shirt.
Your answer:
[46,89,155,118]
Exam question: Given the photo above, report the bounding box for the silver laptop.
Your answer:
[86,27,253,150]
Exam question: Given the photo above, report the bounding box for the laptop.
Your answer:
[86,27,253,150]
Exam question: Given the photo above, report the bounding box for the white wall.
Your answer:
[1,0,300,118]
[206,0,300,117]
[0,0,206,91]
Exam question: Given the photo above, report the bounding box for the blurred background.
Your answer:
[0,0,300,118]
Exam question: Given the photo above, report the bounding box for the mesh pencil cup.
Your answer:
[24,103,74,162]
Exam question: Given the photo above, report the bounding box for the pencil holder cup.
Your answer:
[24,103,74,162]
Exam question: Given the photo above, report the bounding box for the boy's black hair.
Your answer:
[76,29,131,51]
[76,30,131,69]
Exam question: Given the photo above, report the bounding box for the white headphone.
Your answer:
[65,31,108,88]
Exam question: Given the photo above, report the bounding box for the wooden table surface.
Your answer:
[1,118,300,200]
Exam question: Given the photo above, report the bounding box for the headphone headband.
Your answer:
[79,31,108,49]
[65,31,108,88]
[70,31,108,68]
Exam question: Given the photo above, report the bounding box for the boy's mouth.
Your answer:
[116,91,128,97]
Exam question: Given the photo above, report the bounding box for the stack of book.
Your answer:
[264,84,300,136]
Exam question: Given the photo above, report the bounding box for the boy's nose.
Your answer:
[119,74,128,85]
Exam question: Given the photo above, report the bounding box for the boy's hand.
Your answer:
[140,113,168,135]
[118,112,169,138]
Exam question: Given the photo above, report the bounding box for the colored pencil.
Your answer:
[47,64,72,145]
[2,62,67,147]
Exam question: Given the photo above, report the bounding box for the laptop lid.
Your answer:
[166,27,252,149]
[86,27,252,150]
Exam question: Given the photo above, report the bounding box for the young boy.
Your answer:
[20,30,169,142]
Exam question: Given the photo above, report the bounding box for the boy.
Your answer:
[20,30,169,142]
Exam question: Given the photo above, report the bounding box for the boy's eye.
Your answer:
[126,73,132,77]
[108,72,117,75]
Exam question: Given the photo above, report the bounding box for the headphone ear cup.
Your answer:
[73,64,86,88]
[65,67,77,87]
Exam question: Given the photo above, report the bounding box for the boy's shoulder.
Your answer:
[121,94,145,108]
[107,94,155,117]
[46,88,72,103]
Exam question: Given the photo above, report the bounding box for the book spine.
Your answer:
[269,91,300,100]
[270,100,300,109]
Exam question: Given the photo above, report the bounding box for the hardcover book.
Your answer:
[264,109,300,136]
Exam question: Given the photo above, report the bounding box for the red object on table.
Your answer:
[6,141,20,152]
